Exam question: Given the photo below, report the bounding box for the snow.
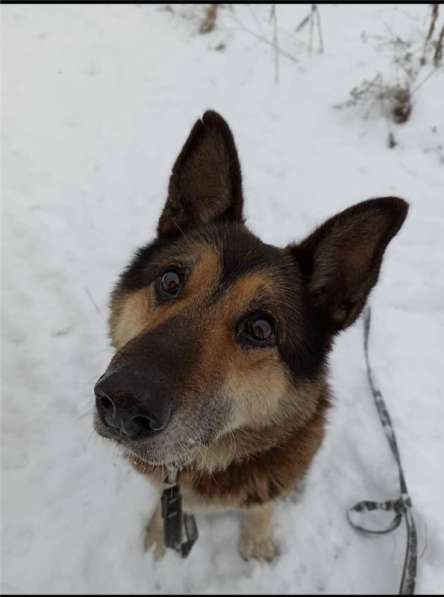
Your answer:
[2,3,444,594]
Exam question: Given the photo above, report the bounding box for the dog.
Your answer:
[94,110,408,561]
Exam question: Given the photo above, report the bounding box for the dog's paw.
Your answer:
[239,533,279,562]
[144,519,166,561]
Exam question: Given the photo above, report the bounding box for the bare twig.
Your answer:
[433,23,444,66]
[84,285,101,314]
[411,66,438,95]
[309,5,314,56]
[427,4,440,42]
[315,4,324,53]
[295,14,310,33]
[270,4,279,84]
[227,11,299,64]
[421,2,439,66]
[248,5,267,38]
[296,4,323,55]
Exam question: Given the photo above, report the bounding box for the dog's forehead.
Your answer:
[181,224,286,276]
[120,223,293,297]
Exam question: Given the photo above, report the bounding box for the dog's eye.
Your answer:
[158,270,182,298]
[238,314,276,347]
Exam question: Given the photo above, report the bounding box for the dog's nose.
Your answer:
[94,369,172,440]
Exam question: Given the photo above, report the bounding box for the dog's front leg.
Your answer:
[144,503,166,560]
[239,502,279,562]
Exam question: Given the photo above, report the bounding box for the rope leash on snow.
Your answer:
[347,307,417,595]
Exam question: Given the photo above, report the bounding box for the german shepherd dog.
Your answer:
[94,111,408,561]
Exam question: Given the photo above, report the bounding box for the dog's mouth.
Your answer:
[93,411,206,468]
[93,383,233,471]
[123,444,197,470]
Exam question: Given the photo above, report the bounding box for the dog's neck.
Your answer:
[178,383,331,508]
[192,379,330,474]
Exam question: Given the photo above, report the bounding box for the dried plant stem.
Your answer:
[424,5,439,48]
[411,66,438,95]
[270,4,279,84]
[309,5,315,55]
[295,14,310,33]
[299,4,323,55]
[228,12,299,64]
[199,4,218,35]
[433,23,444,66]
[84,285,100,314]
[421,3,441,65]
[315,4,324,53]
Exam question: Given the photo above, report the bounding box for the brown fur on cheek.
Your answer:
[195,271,291,432]
[183,384,330,508]
[224,350,291,429]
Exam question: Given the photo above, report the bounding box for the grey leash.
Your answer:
[347,307,417,594]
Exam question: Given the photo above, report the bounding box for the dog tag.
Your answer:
[161,485,183,550]
[161,485,198,558]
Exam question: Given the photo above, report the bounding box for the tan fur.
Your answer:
[239,503,278,561]
[144,504,165,561]
[110,290,154,349]
[109,247,219,349]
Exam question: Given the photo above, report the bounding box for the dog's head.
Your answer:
[94,111,408,468]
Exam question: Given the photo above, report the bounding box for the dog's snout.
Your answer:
[94,368,172,441]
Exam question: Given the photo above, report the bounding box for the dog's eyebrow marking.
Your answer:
[211,271,279,315]
[111,289,153,349]
[110,246,220,349]
[206,233,284,303]
[184,247,220,298]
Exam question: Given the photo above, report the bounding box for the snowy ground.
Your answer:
[2,4,444,594]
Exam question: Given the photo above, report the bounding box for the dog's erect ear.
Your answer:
[292,197,409,332]
[157,110,243,237]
